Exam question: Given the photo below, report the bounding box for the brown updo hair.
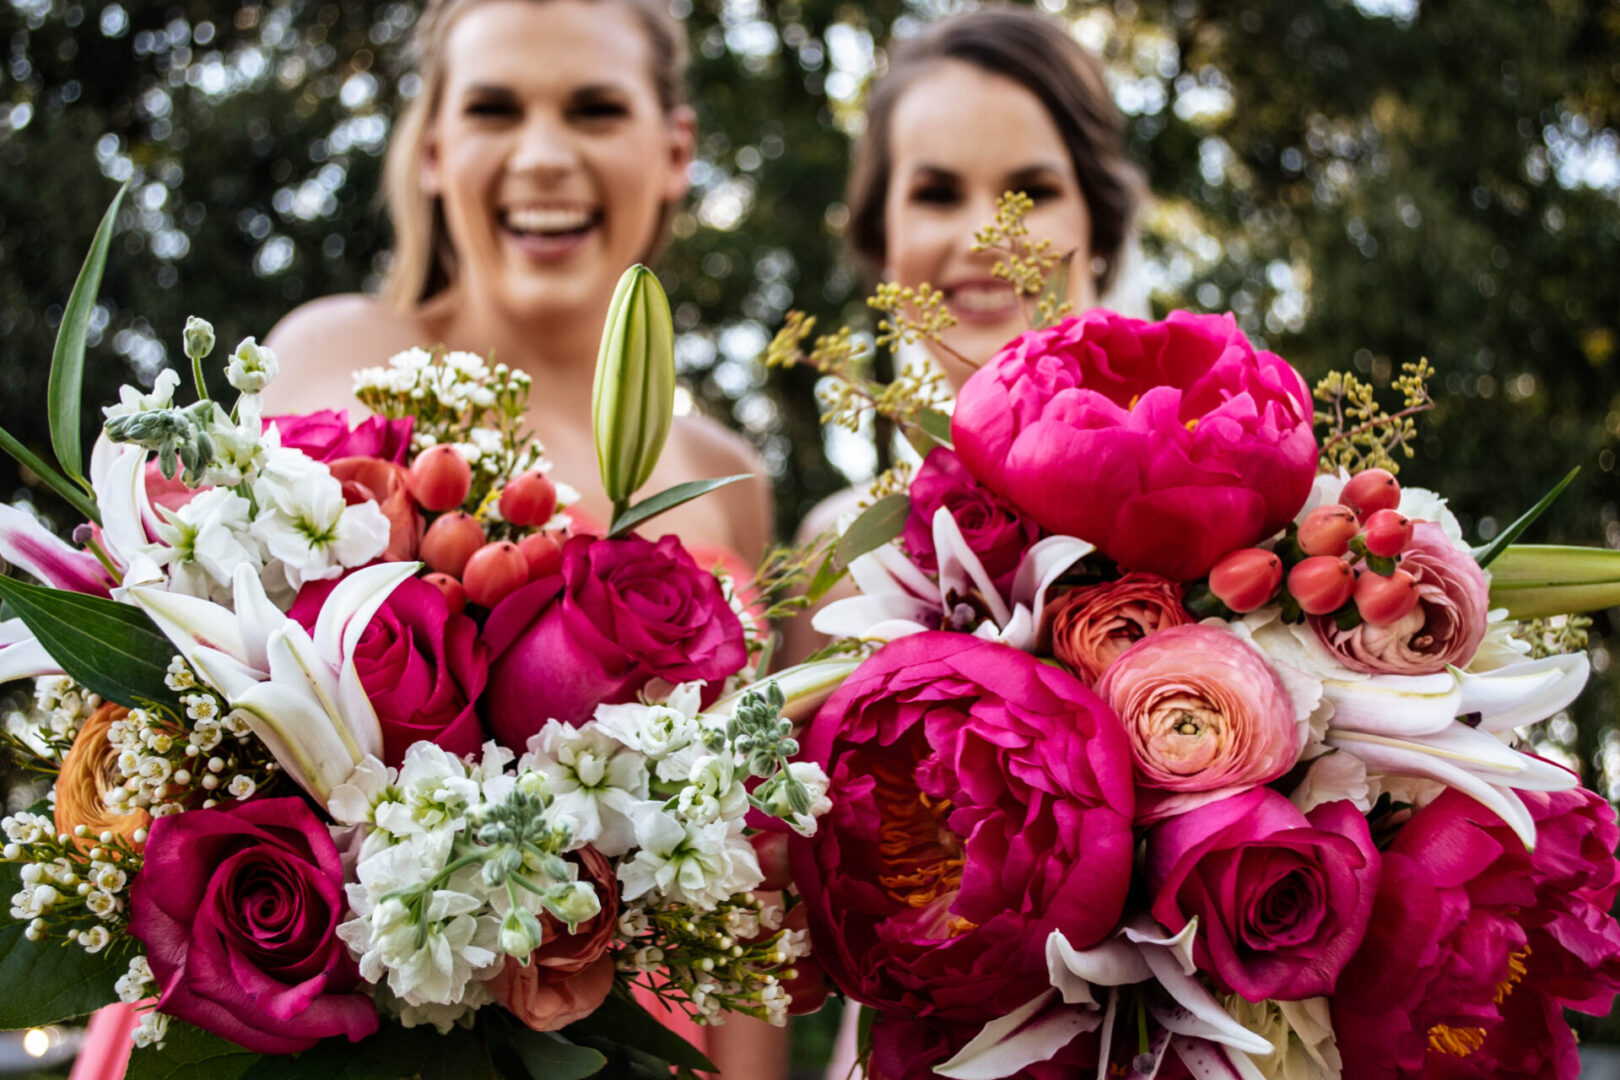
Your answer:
[381,0,690,309]
[846,7,1140,294]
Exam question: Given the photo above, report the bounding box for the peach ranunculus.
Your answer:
[1096,624,1302,823]
[54,703,150,851]
[489,847,619,1032]
[327,457,423,562]
[1049,572,1190,685]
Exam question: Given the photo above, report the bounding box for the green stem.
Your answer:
[85,536,122,585]
[0,422,101,525]
[190,352,210,404]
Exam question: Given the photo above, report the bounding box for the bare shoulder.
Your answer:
[667,413,774,564]
[261,295,431,413]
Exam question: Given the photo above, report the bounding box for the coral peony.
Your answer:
[1049,572,1189,685]
[54,703,150,852]
[903,447,1042,595]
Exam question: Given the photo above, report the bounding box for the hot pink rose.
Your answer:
[328,457,423,562]
[489,847,619,1031]
[1095,624,1301,822]
[788,632,1135,1027]
[1314,521,1489,675]
[952,310,1317,580]
[904,447,1042,594]
[291,575,488,765]
[1146,787,1379,1002]
[128,797,377,1053]
[481,534,747,742]
[1049,572,1190,685]
[264,408,413,465]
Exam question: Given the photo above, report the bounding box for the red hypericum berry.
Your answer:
[1298,505,1361,557]
[749,831,792,892]
[1208,548,1284,613]
[1288,556,1356,615]
[498,471,558,528]
[408,444,473,512]
[1362,509,1414,558]
[421,512,485,578]
[1340,468,1401,520]
[463,541,529,608]
[516,532,564,580]
[1354,568,1421,626]
[422,572,467,617]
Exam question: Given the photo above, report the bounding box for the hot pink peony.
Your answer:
[1095,623,1301,821]
[903,447,1042,594]
[264,409,413,465]
[788,632,1136,1028]
[1146,787,1380,1002]
[1314,521,1489,675]
[952,310,1316,580]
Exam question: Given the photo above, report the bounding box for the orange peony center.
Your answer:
[868,739,970,934]
[1426,946,1530,1059]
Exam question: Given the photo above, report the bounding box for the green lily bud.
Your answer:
[183,316,216,362]
[592,265,675,509]
[1488,544,1620,618]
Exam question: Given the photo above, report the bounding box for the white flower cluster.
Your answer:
[3,811,141,954]
[3,677,100,763]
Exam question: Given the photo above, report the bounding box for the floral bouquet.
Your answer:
[0,190,847,1078]
[770,196,1620,1079]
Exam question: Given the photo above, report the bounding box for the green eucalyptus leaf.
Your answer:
[833,493,909,570]
[0,859,125,1027]
[125,1020,259,1080]
[503,1025,607,1080]
[241,1023,453,1080]
[607,474,752,538]
[915,408,954,451]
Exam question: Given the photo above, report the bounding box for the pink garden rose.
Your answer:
[291,575,487,765]
[1146,787,1380,1002]
[1314,520,1489,675]
[904,447,1042,594]
[264,408,413,465]
[788,632,1135,1030]
[129,797,377,1053]
[1095,624,1301,821]
[952,310,1317,580]
[1049,572,1190,685]
[482,534,747,742]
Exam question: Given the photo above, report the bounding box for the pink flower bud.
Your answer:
[1298,505,1360,557]
[421,512,485,578]
[464,541,529,609]
[1362,509,1413,558]
[422,572,467,617]
[407,445,472,512]
[1340,468,1400,520]
[499,471,558,528]
[1288,556,1355,615]
[516,532,564,580]
[1208,548,1284,613]
[749,831,792,892]
[1353,568,1420,626]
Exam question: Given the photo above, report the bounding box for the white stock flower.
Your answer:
[676,753,748,825]
[617,805,761,910]
[521,720,648,855]
[250,447,390,589]
[594,683,706,782]
[225,337,279,393]
[149,487,263,604]
[372,743,481,840]
[103,369,181,421]
[200,395,271,488]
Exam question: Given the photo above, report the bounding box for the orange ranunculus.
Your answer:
[488,847,619,1031]
[1049,572,1190,685]
[54,703,150,850]
[328,457,423,562]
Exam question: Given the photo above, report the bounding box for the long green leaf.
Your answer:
[241,1023,448,1080]
[0,856,125,1027]
[607,474,752,538]
[126,1020,259,1080]
[504,1026,607,1080]
[0,421,102,524]
[563,991,716,1073]
[1472,465,1579,568]
[0,576,182,710]
[833,493,909,570]
[49,182,128,492]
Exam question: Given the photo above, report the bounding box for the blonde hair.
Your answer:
[381,0,689,310]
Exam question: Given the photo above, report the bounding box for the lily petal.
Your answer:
[813,594,935,640]
[1319,671,1461,737]
[1456,653,1589,732]
[708,657,862,723]
[1140,945,1273,1056]
[1170,1036,1268,1080]
[0,504,113,596]
[1047,930,1151,994]
[0,621,63,682]
[933,507,1012,628]
[1010,534,1095,633]
[936,990,1101,1080]
[128,584,253,671]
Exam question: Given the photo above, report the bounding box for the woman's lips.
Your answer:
[944,281,1021,323]
[500,206,601,263]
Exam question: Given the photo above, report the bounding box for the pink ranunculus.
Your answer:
[1334,784,1620,1080]
[128,797,377,1053]
[904,447,1042,595]
[788,632,1136,1028]
[1095,623,1301,822]
[1313,521,1489,675]
[1146,787,1379,1002]
[952,310,1317,580]
[1049,571,1190,685]
[327,457,424,562]
[264,408,414,465]
[489,847,619,1031]
[481,534,747,742]
[290,575,487,765]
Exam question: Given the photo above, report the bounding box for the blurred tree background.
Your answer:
[0,0,1618,1048]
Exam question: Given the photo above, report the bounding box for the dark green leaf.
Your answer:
[126,1020,258,1080]
[504,1025,607,1080]
[0,422,101,525]
[563,990,716,1073]
[833,494,909,570]
[856,1003,875,1060]
[1364,553,1397,577]
[1032,249,1075,329]
[417,1025,499,1080]
[49,183,128,492]
[1472,466,1580,568]
[0,859,125,1027]
[0,575,183,711]
[915,408,954,451]
[607,474,752,539]
[241,1023,449,1080]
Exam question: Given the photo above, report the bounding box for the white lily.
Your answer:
[0,502,115,596]
[0,619,62,683]
[128,560,417,805]
[937,916,1272,1080]
[88,436,167,590]
[813,506,1092,653]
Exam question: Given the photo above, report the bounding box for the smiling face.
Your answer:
[422,0,693,326]
[884,60,1096,383]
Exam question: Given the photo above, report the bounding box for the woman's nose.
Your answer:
[510,114,579,176]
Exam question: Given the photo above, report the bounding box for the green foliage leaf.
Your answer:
[126,1020,259,1080]
[915,408,954,451]
[833,493,909,570]
[503,1025,607,1080]
[0,575,182,711]
[0,859,125,1027]
[607,474,752,538]
[49,182,128,492]
[1473,466,1579,568]
[241,1023,458,1080]
[563,991,716,1073]
[0,422,102,525]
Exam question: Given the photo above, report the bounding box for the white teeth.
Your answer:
[504,207,594,234]
[950,285,1017,314]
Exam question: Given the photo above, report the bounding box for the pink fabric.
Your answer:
[69,1002,139,1080]
[631,982,712,1075]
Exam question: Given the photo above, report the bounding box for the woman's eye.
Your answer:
[465,100,517,119]
[1022,183,1062,202]
[571,99,630,121]
[911,184,958,205]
